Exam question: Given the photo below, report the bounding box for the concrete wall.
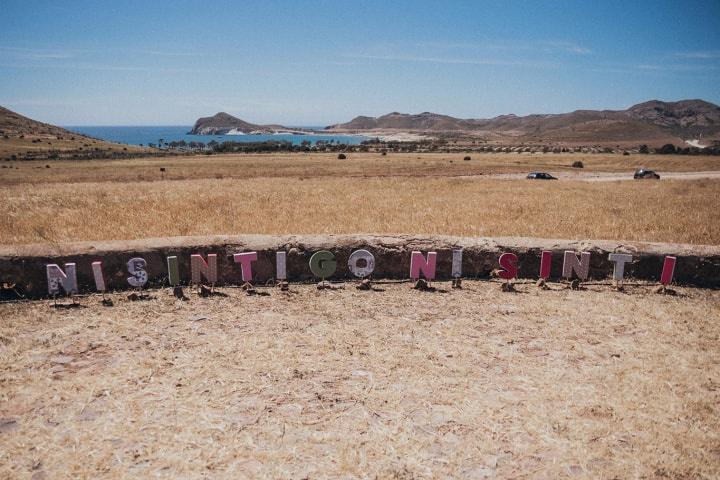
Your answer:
[1,234,719,298]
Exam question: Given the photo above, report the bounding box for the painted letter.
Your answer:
[452,249,462,278]
[46,263,78,295]
[348,249,375,278]
[167,256,180,286]
[562,251,591,280]
[410,251,437,280]
[608,253,633,281]
[498,252,518,280]
[276,251,287,280]
[539,250,552,279]
[309,250,337,279]
[233,252,258,282]
[660,256,676,285]
[190,253,218,284]
[127,257,148,288]
[91,261,106,292]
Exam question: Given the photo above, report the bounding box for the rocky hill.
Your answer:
[0,106,148,160]
[326,99,720,146]
[189,112,294,135]
[0,106,82,138]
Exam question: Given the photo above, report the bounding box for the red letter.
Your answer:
[660,256,676,285]
[498,253,518,280]
[539,250,552,279]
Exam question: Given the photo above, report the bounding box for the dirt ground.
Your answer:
[1,280,719,479]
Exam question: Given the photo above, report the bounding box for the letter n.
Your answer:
[46,263,78,295]
[562,251,591,280]
[191,254,218,284]
[410,251,437,280]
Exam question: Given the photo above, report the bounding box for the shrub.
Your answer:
[571,161,584,168]
[623,151,630,156]
[639,144,650,154]
[463,156,471,161]
[657,143,677,154]
[337,153,346,159]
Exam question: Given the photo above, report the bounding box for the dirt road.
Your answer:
[484,170,720,182]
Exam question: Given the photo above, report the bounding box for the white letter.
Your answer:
[348,249,375,278]
[276,251,287,280]
[608,253,633,281]
[127,257,148,287]
[46,263,78,295]
[452,249,462,278]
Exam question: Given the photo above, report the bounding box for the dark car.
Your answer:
[634,168,660,179]
[526,172,557,180]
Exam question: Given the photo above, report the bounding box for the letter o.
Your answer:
[348,249,375,278]
[309,250,337,279]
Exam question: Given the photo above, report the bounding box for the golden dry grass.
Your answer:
[2,175,719,245]
[1,281,719,478]
[1,152,719,185]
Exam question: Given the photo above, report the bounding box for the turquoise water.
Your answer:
[65,126,370,146]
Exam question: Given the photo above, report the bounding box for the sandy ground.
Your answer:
[1,280,719,479]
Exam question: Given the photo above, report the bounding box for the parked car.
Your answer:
[634,168,660,179]
[526,172,557,180]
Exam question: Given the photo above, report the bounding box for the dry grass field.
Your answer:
[1,152,719,185]
[1,152,719,245]
[1,281,719,478]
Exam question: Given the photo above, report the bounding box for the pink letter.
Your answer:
[660,256,676,285]
[234,252,258,282]
[539,250,552,279]
[562,251,591,280]
[498,253,518,280]
[410,251,437,280]
[191,253,218,284]
[92,261,106,292]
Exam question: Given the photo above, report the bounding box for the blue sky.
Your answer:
[1,0,719,126]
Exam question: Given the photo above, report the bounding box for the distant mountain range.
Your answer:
[324,99,720,146]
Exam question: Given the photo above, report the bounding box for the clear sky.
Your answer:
[1,0,719,126]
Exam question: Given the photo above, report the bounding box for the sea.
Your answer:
[64,126,369,147]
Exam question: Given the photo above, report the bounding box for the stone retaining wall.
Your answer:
[1,235,718,298]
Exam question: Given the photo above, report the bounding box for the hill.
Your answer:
[189,112,302,135]
[326,99,720,146]
[0,106,148,160]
